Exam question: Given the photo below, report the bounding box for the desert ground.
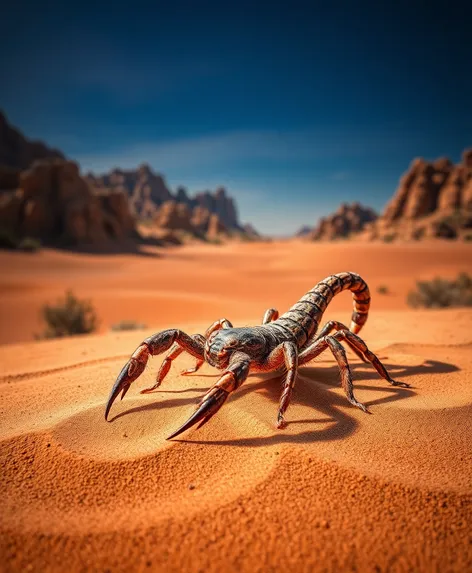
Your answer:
[1,240,471,572]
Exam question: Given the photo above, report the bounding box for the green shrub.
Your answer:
[377,285,389,295]
[37,290,98,339]
[111,320,147,332]
[18,237,41,252]
[407,273,472,308]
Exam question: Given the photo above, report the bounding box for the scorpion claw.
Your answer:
[167,388,229,440]
[105,356,147,421]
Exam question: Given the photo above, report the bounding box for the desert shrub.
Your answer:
[0,227,19,249]
[37,290,98,339]
[207,236,223,245]
[464,233,472,242]
[407,273,472,309]
[18,237,41,252]
[382,233,396,243]
[377,285,389,295]
[111,320,147,332]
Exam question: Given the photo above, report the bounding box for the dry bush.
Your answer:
[377,285,389,295]
[407,273,472,308]
[37,291,98,339]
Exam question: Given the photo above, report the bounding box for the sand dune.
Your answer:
[1,242,471,571]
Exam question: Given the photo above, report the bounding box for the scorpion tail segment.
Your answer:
[167,388,229,440]
[105,346,149,421]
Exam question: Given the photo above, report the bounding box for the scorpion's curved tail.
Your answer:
[282,272,371,339]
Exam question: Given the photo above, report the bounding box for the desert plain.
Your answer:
[0,239,471,572]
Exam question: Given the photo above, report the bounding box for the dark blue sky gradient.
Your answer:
[1,1,471,233]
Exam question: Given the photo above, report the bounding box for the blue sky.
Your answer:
[1,0,471,234]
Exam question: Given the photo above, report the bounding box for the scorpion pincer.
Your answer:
[104,272,409,439]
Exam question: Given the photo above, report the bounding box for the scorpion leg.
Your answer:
[315,320,369,363]
[167,353,250,439]
[276,342,298,429]
[105,329,204,421]
[333,330,410,388]
[326,337,369,412]
[141,318,234,393]
[262,308,279,324]
[298,335,368,412]
[140,334,206,394]
[205,318,233,337]
[180,319,233,375]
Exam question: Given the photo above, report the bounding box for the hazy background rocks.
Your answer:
[0,111,259,249]
[300,148,472,242]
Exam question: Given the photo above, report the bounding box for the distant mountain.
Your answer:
[307,203,378,241]
[0,113,136,248]
[295,225,313,237]
[86,166,241,231]
[0,111,258,247]
[0,110,65,170]
[360,148,472,241]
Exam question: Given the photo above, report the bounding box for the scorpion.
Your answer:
[105,272,409,439]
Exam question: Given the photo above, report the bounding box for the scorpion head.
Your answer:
[205,327,267,369]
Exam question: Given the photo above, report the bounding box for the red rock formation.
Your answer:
[190,205,212,232]
[206,213,227,239]
[153,200,230,241]
[363,148,472,241]
[87,166,242,230]
[0,159,136,247]
[309,203,378,241]
[0,112,255,245]
[154,201,194,232]
[86,164,173,220]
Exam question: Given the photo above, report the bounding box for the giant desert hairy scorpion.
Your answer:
[105,272,409,438]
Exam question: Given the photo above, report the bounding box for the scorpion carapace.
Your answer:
[105,272,409,438]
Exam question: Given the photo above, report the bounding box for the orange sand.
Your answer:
[0,240,471,572]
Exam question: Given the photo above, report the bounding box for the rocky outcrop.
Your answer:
[241,223,261,239]
[0,159,136,247]
[0,112,256,246]
[207,213,227,240]
[0,111,64,169]
[153,200,228,240]
[154,201,195,232]
[86,163,173,221]
[361,148,472,241]
[295,225,313,237]
[191,187,239,229]
[309,203,378,241]
[87,166,241,230]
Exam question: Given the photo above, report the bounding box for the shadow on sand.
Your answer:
[52,234,183,258]
[109,355,459,447]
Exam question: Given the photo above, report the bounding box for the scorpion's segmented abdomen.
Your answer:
[277,272,371,346]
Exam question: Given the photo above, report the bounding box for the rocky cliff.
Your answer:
[0,160,136,247]
[361,148,472,241]
[0,112,257,247]
[0,113,137,248]
[0,110,65,169]
[152,200,229,240]
[86,164,173,220]
[308,203,378,241]
[86,167,241,230]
